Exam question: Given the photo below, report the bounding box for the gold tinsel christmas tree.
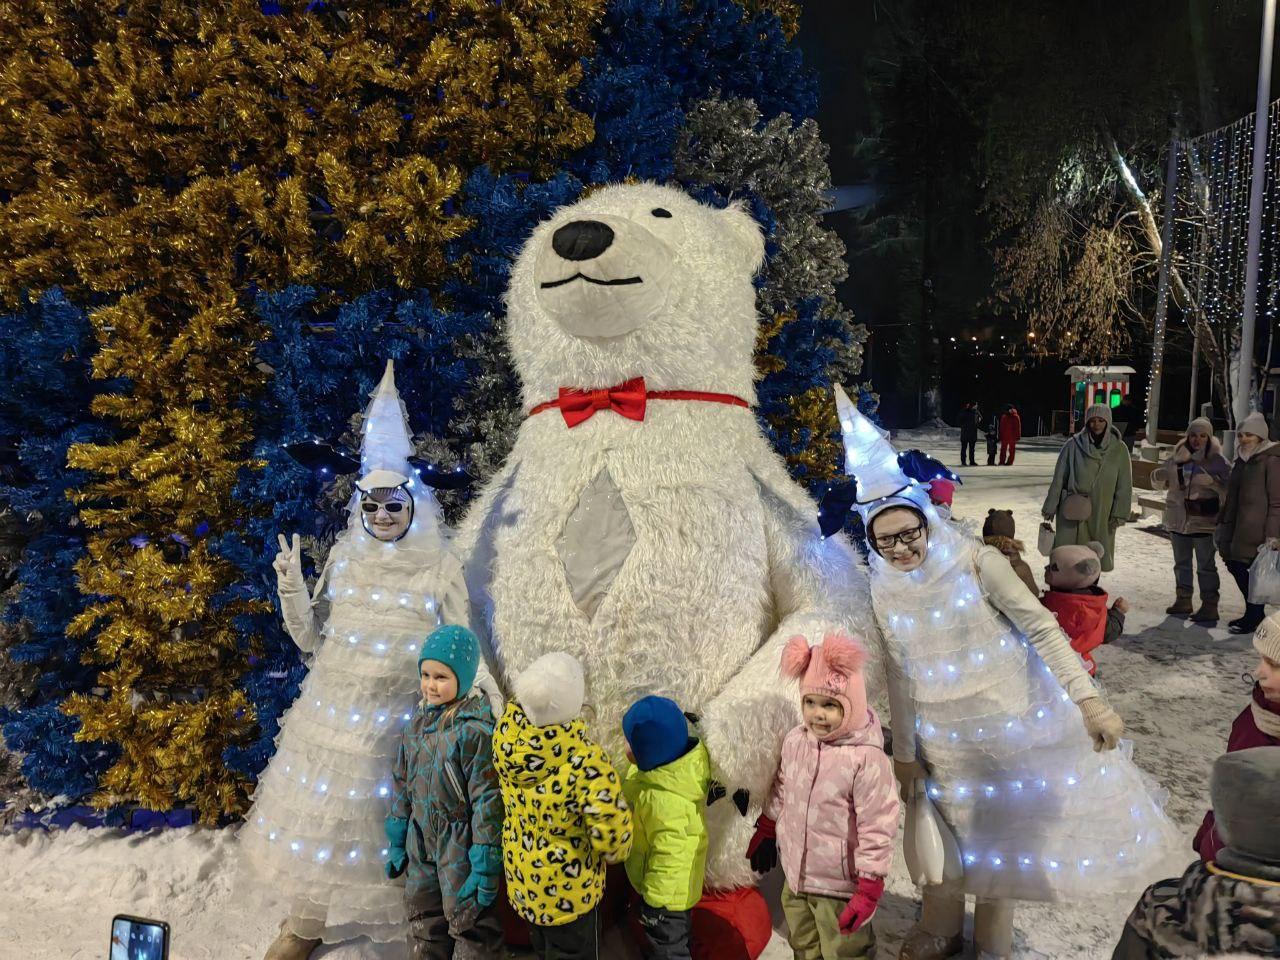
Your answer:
[0,0,600,820]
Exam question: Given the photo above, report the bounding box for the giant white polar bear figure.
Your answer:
[457,182,877,949]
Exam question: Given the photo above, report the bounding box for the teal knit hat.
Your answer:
[417,624,480,695]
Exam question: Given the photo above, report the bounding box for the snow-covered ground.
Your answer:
[0,436,1256,959]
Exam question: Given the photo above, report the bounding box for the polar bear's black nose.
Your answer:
[552,220,614,261]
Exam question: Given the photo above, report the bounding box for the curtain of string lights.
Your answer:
[1170,98,1280,420]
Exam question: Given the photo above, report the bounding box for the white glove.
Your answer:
[274,533,305,592]
[1078,697,1124,752]
[275,533,320,653]
[473,661,506,718]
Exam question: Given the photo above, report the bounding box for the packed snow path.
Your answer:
[0,436,1254,959]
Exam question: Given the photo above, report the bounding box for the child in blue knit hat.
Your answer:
[621,696,711,960]
[386,624,504,959]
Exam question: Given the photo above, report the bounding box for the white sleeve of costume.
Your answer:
[277,553,331,655]
[697,456,879,801]
[976,546,1098,704]
[884,643,919,762]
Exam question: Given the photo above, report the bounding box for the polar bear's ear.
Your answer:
[721,200,766,276]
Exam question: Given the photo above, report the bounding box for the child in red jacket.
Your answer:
[1193,612,1280,861]
[1040,542,1128,677]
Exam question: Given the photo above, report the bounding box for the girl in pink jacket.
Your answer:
[746,633,900,959]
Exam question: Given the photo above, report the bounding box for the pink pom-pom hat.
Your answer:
[780,632,870,739]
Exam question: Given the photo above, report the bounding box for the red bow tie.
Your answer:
[545,377,648,428]
[530,376,750,428]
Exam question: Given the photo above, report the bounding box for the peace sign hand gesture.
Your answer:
[274,533,305,591]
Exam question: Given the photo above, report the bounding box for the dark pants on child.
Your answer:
[407,883,503,960]
[639,903,692,960]
[986,436,998,465]
[530,907,599,960]
[1226,558,1267,629]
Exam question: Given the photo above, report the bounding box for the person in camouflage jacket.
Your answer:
[387,626,504,960]
[1112,748,1280,959]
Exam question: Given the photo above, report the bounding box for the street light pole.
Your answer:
[1236,0,1276,426]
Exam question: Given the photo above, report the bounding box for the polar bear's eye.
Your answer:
[650,208,672,218]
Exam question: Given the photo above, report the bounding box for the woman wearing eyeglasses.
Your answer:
[833,387,1179,960]
[241,363,500,960]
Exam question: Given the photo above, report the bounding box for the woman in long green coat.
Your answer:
[1042,403,1133,572]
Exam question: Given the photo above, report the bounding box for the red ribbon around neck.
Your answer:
[530,376,749,428]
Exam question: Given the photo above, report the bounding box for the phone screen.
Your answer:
[110,916,168,960]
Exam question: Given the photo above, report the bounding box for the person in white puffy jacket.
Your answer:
[832,385,1180,960]
[242,362,501,960]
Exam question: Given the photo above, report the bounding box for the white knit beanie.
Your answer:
[1187,417,1213,436]
[1255,612,1280,663]
[1238,411,1271,441]
[512,652,585,727]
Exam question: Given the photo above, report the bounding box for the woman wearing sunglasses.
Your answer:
[833,386,1178,960]
[242,362,500,960]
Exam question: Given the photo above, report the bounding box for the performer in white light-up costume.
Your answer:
[242,361,498,958]
[831,386,1182,960]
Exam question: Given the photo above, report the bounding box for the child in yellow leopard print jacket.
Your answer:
[492,652,633,959]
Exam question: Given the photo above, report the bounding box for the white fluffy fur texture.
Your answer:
[456,183,878,890]
[512,651,586,727]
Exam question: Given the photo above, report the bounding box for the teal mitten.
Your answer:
[456,843,502,908]
[384,816,409,879]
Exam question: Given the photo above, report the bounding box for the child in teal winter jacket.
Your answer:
[386,625,504,960]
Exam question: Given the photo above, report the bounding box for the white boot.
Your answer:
[262,919,320,960]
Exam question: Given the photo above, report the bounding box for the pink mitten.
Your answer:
[838,875,885,935]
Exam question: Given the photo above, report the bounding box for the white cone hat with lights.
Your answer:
[833,383,926,518]
[356,360,413,492]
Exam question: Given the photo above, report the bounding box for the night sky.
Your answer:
[796,0,1279,432]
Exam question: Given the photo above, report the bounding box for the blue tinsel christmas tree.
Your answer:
[0,289,116,800]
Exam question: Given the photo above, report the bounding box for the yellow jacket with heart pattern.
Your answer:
[492,702,633,927]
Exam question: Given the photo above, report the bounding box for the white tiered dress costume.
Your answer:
[833,387,1181,909]
[239,361,492,945]
[239,512,467,943]
[871,519,1182,902]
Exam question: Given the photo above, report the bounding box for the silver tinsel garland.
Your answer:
[674,97,868,382]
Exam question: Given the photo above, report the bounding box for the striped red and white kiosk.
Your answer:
[1065,365,1136,434]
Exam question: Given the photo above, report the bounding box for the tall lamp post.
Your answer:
[1236,0,1276,430]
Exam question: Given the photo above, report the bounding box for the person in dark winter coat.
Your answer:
[1112,397,1140,452]
[1217,411,1280,634]
[985,411,1000,466]
[982,509,1039,596]
[1113,747,1280,959]
[1151,418,1230,624]
[998,406,1022,466]
[958,402,980,466]
[1040,543,1127,678]
[1192,612,1280,863]
[387,625,505,960]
